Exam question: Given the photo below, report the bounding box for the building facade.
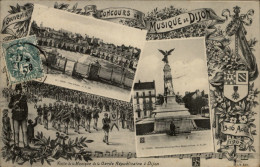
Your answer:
[133,80,156,120]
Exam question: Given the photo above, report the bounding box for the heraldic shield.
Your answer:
[224,71,249,102]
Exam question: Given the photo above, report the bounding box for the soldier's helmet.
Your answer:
[43,103,47,107]
[104,113,108,117]
[38,104,42,107]
[49,103,52,106]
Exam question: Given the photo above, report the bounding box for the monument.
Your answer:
[152,49,194,133]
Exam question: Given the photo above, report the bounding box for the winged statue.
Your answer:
[158,48,175,63]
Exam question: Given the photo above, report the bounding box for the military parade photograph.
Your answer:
[133,38,214,157]
[1,80,135,165]
[28,4,147,101]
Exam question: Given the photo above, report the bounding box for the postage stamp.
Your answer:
[2,35,44,84]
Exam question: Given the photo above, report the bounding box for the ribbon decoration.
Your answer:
[146,8,225,33]
[222,122,251,138]
[221,122,254,152]
[1,7,33,36]
[54,3,225,33]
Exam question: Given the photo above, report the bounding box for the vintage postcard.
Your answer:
[28,4,147,102]
[133,38,214,157]
[0,1,259,167]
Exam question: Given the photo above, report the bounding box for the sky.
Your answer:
[134,37,209,96]
[29,4,147,49]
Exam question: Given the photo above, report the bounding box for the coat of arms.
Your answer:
[224,71,248,102]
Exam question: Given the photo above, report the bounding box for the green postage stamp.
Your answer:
[2,35,44,84]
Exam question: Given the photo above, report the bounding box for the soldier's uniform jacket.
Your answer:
[98,101,103,110]
[37,106,43,116]
[81,108,86,118]
[70,107,75,119]
[86,108,92,120]
[62,107,70,123]
[8,94,28,121]
[43,106,49,119]
[74,107,81,121]
[92,108,100,119]
[102,117,110,132]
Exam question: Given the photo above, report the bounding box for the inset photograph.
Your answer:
[133,38,214,157]
[29,4,147,102]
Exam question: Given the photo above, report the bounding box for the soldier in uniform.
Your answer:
[98,97,104,112]
[74,104,81,134]
[36,104,43,125]
[48,103,53,122]
[102,113,110,145]
[81,105,86,128]
[119,107,126,129]
[8,84,29,148]
[105,99,110,112]
[69,104,75,128]
[85,106,92,133]
[62,103,70,135]
[56,102,63,132]
[51,102,57,128]
[92,106,100,131]
[43,103,49,130]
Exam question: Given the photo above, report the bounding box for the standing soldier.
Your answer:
[56,102,64,132]
[8,84,29,148]
[98,97,104,112]
[81,105,86,128]
[92,106,100,131]
[119,106,126,129]
[102,113,110,145]
[43,103,49,130]
[105,99,110,112]
[62,103,70,135]
[36,104,43,125]
[51,102,57,128]
[85,106,92,133]
[48,103,53,123]
[69,104,75,128]
[74,104,81,134]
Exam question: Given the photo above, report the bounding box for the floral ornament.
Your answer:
[230,117,237,123]
[222,55,230,63]
[210,90,225,108]
[247,90,255,102]
[239,115,247,124]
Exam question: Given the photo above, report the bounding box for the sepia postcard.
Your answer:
[133,38,214,157]
[28,4,147,102]
[0,1,259,167]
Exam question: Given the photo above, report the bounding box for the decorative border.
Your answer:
[0,2,259,166]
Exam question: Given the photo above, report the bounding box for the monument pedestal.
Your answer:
[152,95,195,133]
[153,95,190,118]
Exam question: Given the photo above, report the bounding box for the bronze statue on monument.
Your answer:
[158,48,175,98]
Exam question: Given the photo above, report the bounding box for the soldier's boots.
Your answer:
[106,136,109,145]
